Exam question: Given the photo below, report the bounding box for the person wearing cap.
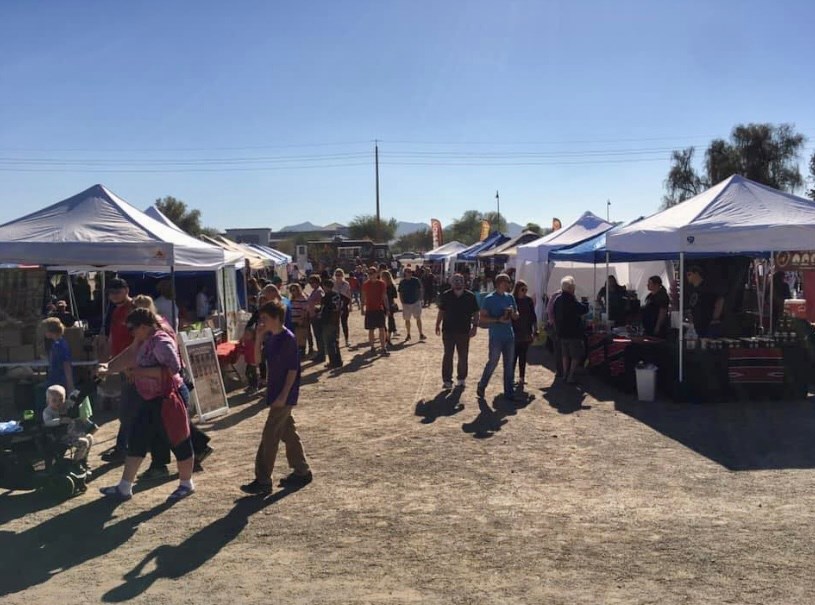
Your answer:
[476,273,522,402]
[101,277,137,462]
[398,267,425,342]
[436,274,480,389]
[48,299,77,327]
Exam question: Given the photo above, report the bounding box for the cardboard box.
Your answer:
[0,327,23,348]
[7,345,35,363]
[63,326,86,361]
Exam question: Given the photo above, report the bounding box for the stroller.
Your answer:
[0,378,99,499]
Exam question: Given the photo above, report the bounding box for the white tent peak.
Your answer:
[144,204,186,233]
[0,184,241,270]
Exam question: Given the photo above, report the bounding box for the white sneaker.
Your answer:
[456,379,466,388]
[442,381,453,389]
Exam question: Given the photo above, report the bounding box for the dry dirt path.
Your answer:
[2,310,815,604]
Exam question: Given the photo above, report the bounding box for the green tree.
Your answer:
[808,151,815,201]
[524,222,543,234]
[445,210,508,245]
[155,195,219,237]
[392,228,433,253]
[348,214,398,241]
[663,123,806,208]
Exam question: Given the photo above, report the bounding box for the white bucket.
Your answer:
[635,366,657,402]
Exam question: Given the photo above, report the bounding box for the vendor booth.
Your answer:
[516,212,615,318]
[424,241,467,279]
[591,175,815,401]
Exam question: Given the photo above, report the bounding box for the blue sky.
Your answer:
[1,0,813,231]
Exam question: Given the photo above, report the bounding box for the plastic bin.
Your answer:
[635,365,657,402]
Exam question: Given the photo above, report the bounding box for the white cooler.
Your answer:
[635,365,657,402]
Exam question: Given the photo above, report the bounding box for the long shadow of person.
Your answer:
[415,387,465,424]
[328,352,376,376]
[102,489,299,603]
[541,382,591,414]
[0,497,172,597]
[462,399,508,438]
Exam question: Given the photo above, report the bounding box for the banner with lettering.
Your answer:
[480,220,490,241]
[430,218,443,249]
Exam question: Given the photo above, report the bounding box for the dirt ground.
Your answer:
[2,310,815,604]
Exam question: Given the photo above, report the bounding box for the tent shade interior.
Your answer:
[457,232,509,262]
[478,231,542,260]
[0,184,242,271]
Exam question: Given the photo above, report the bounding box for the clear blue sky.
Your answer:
[1,0,813,231]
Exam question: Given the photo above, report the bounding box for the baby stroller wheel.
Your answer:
[48,474,75,500]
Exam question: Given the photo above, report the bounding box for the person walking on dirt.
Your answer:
[241,300,312,495]
[476,273,521,402]
[436,273,480,389]
[399,267,426,342]
[361,266,389,355]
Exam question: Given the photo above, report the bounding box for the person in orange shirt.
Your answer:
[361,266,390,355]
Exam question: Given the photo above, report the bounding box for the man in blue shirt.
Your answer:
[477,273,521,402]
[397,267,425,341]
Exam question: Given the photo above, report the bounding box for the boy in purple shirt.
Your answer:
[241,300,312,495]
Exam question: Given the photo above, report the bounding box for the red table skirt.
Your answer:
[216,341,241,365]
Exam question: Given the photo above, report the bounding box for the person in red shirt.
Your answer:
[361,266,390,355]
[101,278,137,463]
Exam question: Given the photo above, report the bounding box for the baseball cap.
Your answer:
[107,277,129,291]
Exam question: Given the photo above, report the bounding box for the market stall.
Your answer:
[424,241,467,280]
[599,175,815,399]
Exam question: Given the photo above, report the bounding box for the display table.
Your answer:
[215,341,242,382]
[585,331,810,402]
[0,360,99,369]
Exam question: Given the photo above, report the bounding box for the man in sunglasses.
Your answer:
[436,273,480,389]
[476,273,521,402]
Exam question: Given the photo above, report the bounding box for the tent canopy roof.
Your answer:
[606,175,815,256]
[478,230,541,259]
[516,212,614,263]
[0,184,241,270]
[424,241,467,261]
[457,232,509,261]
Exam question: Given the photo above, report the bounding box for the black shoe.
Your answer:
[240,480,272,495]
[419,334,427,340]
[279,471,313,488]
[101,448,126,463]
[312,356,326,364]
[138,465,170,481]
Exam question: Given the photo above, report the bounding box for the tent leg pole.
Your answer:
[170,266,177,330]
[679,253,684,384]
[101,272,107,328]
[769,253,775,335]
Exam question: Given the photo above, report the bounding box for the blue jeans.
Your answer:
[478,337,516,397]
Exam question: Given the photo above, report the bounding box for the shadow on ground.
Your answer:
[101,489,301,602]
[415,388,465,423]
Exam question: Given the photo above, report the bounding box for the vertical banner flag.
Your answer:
[430,218,443,249]
[552,218,562,231]
[480,220,490,241]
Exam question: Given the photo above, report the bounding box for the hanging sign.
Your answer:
[775,251,815,270]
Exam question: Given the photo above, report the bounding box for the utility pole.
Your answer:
[607,199,611,222]
[375,140,381,241]
[496,190,500,224]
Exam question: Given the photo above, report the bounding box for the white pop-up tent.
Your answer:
[605,175,815,256]
[605,175,815,382]
[425,241,467,277]
[515,211,615,317]
[0,184,243,271]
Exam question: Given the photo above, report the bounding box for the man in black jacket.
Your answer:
[553,276,588,384]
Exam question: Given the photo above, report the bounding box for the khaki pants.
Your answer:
[254,405,310,485]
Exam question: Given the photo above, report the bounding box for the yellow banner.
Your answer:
[480,220,490,241]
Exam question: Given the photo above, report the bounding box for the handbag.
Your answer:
[159,367,191,447]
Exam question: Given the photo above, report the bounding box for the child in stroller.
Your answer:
[42,385,96,469]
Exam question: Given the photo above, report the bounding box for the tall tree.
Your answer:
[663,123,806,208]
[392,228,433,253]
[154,195,217,237]
[524,222,543,234]
[348,214,398,241]
[445,210,508,245]
[807,151,815,201]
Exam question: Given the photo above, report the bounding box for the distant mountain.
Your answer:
[395,221,429,237]
[506,222,524,237]
[278,221,324,232]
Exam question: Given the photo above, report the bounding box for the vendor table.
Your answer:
[586,331,810,402]
[0,360,99,369]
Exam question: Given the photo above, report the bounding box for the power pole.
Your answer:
[375,140,381,241]
[607,199,611,222]
[496,190,500,224]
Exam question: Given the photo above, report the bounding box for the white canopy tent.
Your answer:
[605,175,815,256]
[424,241,467,278]
[516,212,614,318]
[606,175,815,382]
[0,184,243,271]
